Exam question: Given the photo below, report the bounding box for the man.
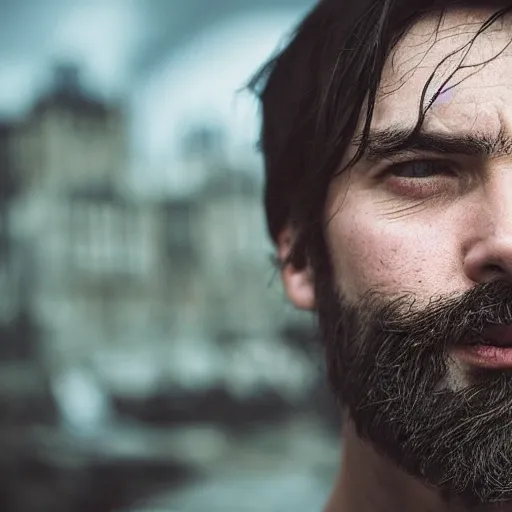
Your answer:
[251,0,512,510]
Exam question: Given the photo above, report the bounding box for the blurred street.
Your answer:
[128,415,339,512]
[0,413,338,511]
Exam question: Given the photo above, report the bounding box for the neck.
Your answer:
[324,420,512,512]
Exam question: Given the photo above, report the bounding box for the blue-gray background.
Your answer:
[0,1,340,510]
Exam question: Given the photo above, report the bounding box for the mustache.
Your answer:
[318,279,512,397]
[355,279,512,350]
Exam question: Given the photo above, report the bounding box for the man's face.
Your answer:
[327,7,512,307]
[282,6,512,508]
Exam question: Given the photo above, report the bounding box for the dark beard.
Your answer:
[317,277,512,508]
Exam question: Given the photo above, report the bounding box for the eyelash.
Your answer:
[381,158,458,179]
[377,158,460,197]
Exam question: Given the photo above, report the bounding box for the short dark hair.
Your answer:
[251,0,511,269]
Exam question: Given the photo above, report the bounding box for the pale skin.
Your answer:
[278,7,512,512]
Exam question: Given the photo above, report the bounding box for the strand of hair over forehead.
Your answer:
[417,5,512,133]
[342,0,512,174]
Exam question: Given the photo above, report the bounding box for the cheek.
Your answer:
[325,208,459,302]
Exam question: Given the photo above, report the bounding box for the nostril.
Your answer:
[485,264,504,278]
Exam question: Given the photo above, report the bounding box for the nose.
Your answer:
[464,241,512,283]
[464,188,512,284]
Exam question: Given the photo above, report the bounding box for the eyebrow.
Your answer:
[360,126,512,161]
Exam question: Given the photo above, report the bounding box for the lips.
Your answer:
[454,324,512,369]
[478,324,512,347]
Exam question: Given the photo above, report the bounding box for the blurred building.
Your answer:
[16,63,125,192]
[5,65,128,372]
[0,63,314,410]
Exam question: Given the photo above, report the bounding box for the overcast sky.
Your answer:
[0,0,313,187]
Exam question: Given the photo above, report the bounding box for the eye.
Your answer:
[386,159,456,179]
[376,158,462,199]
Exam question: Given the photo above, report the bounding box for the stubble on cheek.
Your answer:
[325,214,406,302]
[324,181,425,300]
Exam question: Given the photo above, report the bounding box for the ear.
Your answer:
[277,227,316,311]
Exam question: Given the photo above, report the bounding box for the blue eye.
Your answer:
[388,160,455,178]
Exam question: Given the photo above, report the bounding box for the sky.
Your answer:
[130,9,307,173]
[0,0,313,190]
[0,0,144,114]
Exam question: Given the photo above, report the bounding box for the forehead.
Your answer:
[372,7,512,134]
